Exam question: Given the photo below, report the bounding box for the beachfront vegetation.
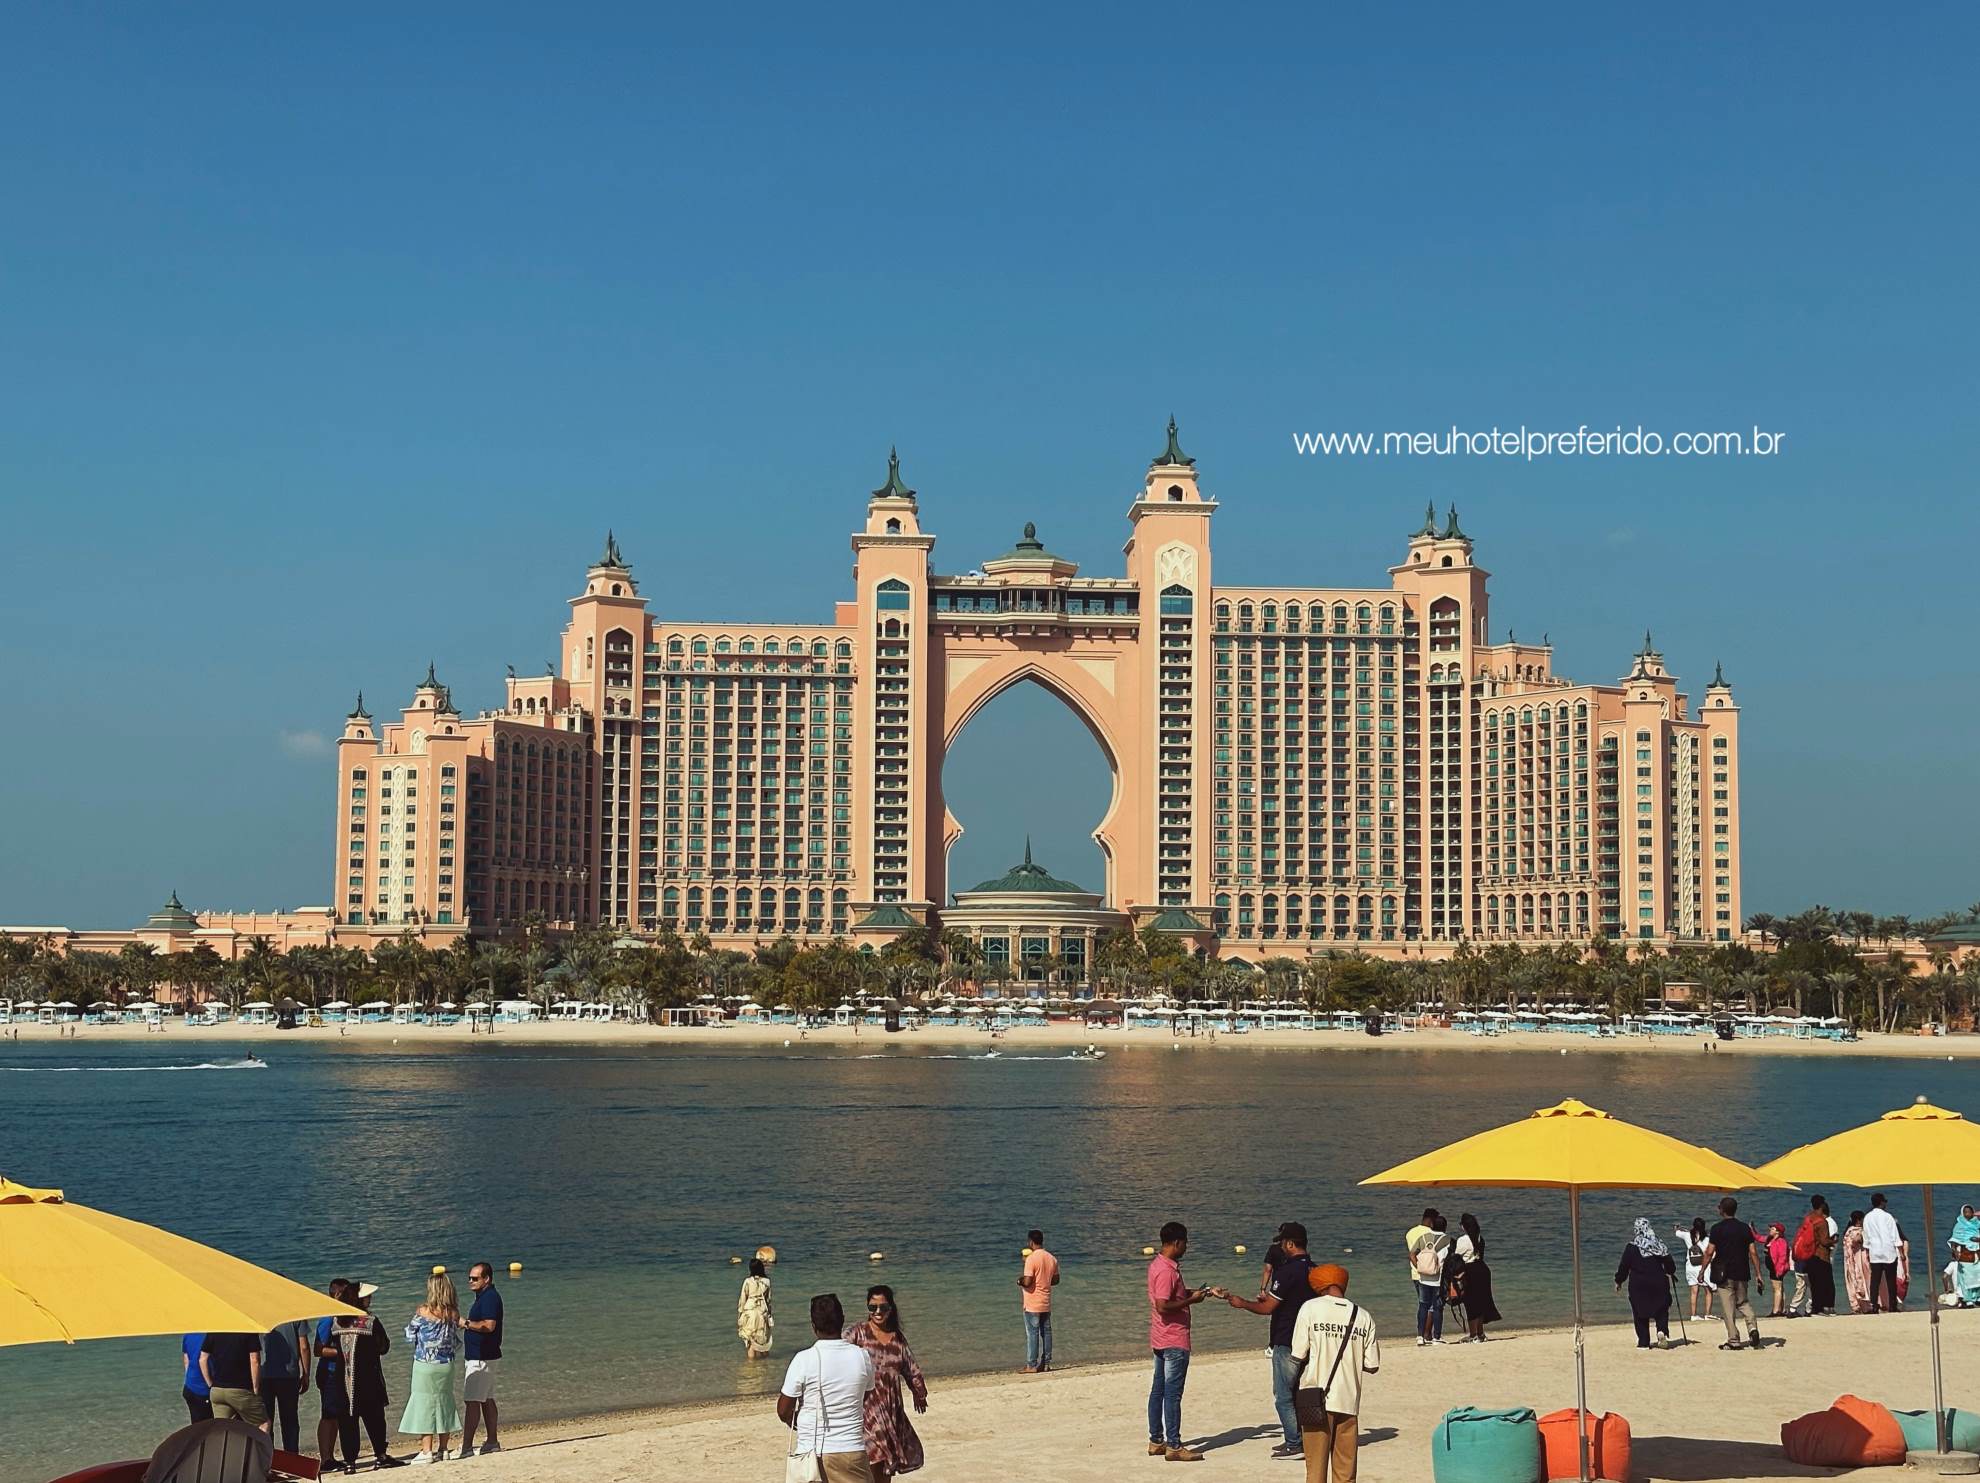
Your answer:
[2,903,1976,1030]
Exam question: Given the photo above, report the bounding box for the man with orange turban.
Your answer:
[1288,1265,1379,1483]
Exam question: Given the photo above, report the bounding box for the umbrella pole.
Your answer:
[1573,1187,1590,1483]
[1925,1184,1947,1455]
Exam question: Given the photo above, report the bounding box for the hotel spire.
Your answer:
[1152,415,1195,469]
[871,447,917,503]
[597,530,628,570]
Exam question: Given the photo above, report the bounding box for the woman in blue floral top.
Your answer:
[400,1273,463,1462]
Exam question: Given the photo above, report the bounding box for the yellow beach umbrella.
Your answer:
[0,1177,364,1346]
[1758,1098,1980,1460]
[1364,1098,1795,1483]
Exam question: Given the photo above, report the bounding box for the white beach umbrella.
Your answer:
[322,1000,351,1010]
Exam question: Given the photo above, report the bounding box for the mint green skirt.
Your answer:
[400,1358,461,1436]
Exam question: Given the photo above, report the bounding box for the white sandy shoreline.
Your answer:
[455,1305,1977,1482]
[6,1016,1974,1060]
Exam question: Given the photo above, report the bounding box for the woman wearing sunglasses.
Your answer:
[842,1286,929,1482]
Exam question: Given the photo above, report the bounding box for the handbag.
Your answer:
[785,1352,831,1483]
[1293,1302,1359,1431]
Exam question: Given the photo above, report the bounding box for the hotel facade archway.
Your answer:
[339,426,1743,962]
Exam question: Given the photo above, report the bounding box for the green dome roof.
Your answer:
[967,842,1088,895]
[143,891,199,932]
[991,522,1068,564]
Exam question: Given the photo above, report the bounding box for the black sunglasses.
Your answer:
[867,1302,893,1313]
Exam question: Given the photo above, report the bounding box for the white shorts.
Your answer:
[463,1359,499,1402]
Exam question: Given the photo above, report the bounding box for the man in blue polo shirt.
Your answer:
[180,1332,213,1422]
[459,1262,505,1457]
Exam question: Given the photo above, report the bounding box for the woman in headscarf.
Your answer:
[736,1257,773,1359]
[1949,1205,1980,1307]
[1615,1218,1679,1350]
[1843,1210,1874,1313]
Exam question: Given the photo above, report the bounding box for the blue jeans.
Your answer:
[1416,1279,1446,1339]
[1268,1344,1302,1450]
[1148,1347,1190,1448]
[1025,1310,1053,1369]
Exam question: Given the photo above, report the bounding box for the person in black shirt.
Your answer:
[1700,1196,1764,1351]
[1227,1220,1316,1460]
[200,1332,270,1430]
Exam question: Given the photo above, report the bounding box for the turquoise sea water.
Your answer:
[2,1037,1972,1480]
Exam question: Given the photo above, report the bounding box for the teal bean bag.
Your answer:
[1892,1407,1980,1454]
[1432,1406,1544,1483]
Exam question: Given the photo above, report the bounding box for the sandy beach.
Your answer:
[7,1016,1974,1060]
[454,1304,1978,1481]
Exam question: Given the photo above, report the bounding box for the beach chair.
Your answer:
[137,1420,274,1483]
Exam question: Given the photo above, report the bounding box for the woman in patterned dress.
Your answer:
[843,1285,928,1481]
[736,1258,773,1358]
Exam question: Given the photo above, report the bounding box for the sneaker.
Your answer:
[475,1443,500,1456]
[455,1446,475,1460]
[1747,1331,1763,1349]
[1166,1446,1205,1462]
[1416,1336,1430,1347]
[408,1455,434,1468]
[1149,1441,1168,1457]
[1269,1443,1303,1459]
[1717,1341,1744,1351]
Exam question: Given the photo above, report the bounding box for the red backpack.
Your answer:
[1792,1214,1819,1262]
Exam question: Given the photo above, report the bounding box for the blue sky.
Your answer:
[2,4,1975,926]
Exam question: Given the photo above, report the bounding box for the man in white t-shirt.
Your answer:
[1290,1264,1380,1483]
[1863,1193,1903,1312]
[777,1294,878,1482]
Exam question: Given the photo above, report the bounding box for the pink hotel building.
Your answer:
[335,423,1742,960]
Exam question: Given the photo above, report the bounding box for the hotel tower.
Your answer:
[334,423,1742,960]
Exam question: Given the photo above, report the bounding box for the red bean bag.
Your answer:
[1780,1394,1906,1469]
[1538,1408,1632,1481]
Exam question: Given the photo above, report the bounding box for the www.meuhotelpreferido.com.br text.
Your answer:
[1292,426,1785,460]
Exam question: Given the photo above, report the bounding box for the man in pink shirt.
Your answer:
[1147,1221,1216,1463]
[1019,1228,1061,1373]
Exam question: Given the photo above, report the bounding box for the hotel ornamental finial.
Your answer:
[1024,835,1033,868]
[872,446,917,501]
[1419,500,1439,537]
[348,691,370,720]
[422,661,439,690]
[1153,415,1195,469]
[1443,503,1467,540]
[600,529,626,568]
[1712,659,1729,687]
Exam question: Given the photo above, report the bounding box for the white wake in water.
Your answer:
[1,1058,269,1073]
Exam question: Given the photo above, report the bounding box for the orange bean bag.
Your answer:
[1780,1394,1906,1469]
[1538,1408,1632,1481]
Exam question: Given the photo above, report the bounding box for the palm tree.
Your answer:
[1745,913,1778,949]
[1822,969,1859,1027]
